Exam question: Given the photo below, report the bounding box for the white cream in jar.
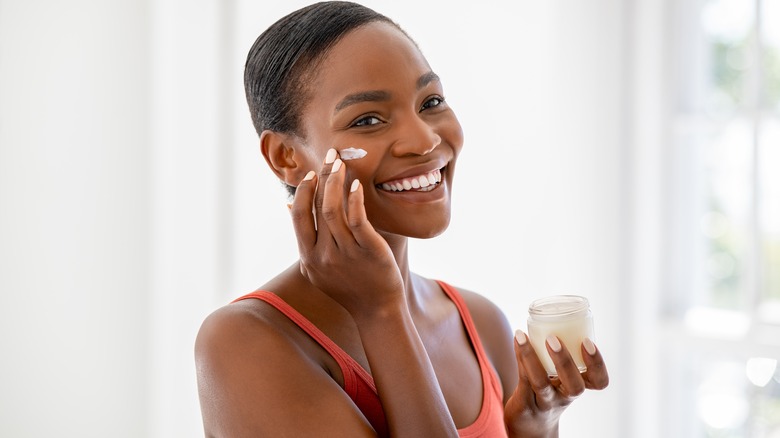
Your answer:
[527,295,595,376]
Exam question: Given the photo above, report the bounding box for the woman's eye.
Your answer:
[352,115,382,127]
[420,96,445,111]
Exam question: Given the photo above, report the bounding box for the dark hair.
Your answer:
[244,1,397,138]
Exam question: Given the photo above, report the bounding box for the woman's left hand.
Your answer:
[503,331,609,438]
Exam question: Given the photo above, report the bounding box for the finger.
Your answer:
[312,148,340,240]
[346,179,383,249]
[546,336,586,398]
[580,337,609,390]
[511,330,536,405]
[320,157,355,246]
[289,170,318,251]
[515,330,557,407]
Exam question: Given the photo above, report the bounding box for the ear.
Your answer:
[259,130,310,187]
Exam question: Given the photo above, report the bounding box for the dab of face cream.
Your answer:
[339,147,367,161]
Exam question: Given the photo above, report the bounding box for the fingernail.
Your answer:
[350,179,360,192]
[583,337,597,356]
[546,335,562,352]
[303,170,316,181]
[325,148,337,164]
[515,330,527,346]
[331,158,342,174]
[286,203,292,210]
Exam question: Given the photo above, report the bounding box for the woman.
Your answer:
[195,2,609,437]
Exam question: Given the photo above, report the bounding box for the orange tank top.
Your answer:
[232,280,508,437]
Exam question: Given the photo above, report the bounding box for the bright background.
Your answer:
[1,0,778,437]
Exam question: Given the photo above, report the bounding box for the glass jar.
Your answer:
[527,295,595,376]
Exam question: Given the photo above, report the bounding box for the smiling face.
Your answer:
[292,22,464,239]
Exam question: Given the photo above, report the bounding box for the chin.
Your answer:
[401,216,451,239]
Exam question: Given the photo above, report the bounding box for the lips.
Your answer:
[377,168,443,192]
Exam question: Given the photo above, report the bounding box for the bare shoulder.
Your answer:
[195,299,295,373]
[447,284,519,403]
[452,287,509,329]
[193,300,306,435]
[195,299,295,372]
[194,298,374,437]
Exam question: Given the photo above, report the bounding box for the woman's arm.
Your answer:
[286,154,458,437]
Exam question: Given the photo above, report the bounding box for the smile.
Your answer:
[378,168,443,192]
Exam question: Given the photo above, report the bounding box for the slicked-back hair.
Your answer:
[244,1,397,138]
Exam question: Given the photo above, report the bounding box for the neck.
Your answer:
[381,233,422,309]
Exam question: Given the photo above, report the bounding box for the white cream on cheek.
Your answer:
[339,147,367,161]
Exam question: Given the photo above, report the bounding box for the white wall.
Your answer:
[0,0,151,436]
[0,0,653,437]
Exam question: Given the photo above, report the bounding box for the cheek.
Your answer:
[441,115,464,154]
[435,109,463,154]
[296,134,338,171]
[297,114,337,164]
[342,154,380,186]
[299,148,323,172]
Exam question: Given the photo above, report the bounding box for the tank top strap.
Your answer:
[435,281,505,402]
[231,291,377,396]
[233,291,389,436]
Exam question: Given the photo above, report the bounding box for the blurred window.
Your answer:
[669,0,780,435]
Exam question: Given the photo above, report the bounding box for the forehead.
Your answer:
[310,22,432,105]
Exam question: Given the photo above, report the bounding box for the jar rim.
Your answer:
[528,295,590,317]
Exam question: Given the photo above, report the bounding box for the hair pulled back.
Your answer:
[244,1,396,137]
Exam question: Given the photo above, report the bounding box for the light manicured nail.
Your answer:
[286,203,292,210]
[331,158,342,173]
[324,148,337,164]
[515,330,527,346]
[583,337,597,356]
[303,170,316,181]
[546,335,562,352]
[350,179,360,193]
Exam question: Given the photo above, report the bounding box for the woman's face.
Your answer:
[296,21,464,239]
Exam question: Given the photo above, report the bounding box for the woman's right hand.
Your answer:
[503,331,610,437]
[289,148,406,317]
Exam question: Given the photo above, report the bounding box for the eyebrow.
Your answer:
[334,90,391,113]
[333,71,441,114]
[416,71,440,90]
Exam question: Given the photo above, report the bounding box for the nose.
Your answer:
[390,114,441,157]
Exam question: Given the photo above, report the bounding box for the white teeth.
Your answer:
[379,168,443,192]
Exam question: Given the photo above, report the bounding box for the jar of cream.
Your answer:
[527,295,595,376]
